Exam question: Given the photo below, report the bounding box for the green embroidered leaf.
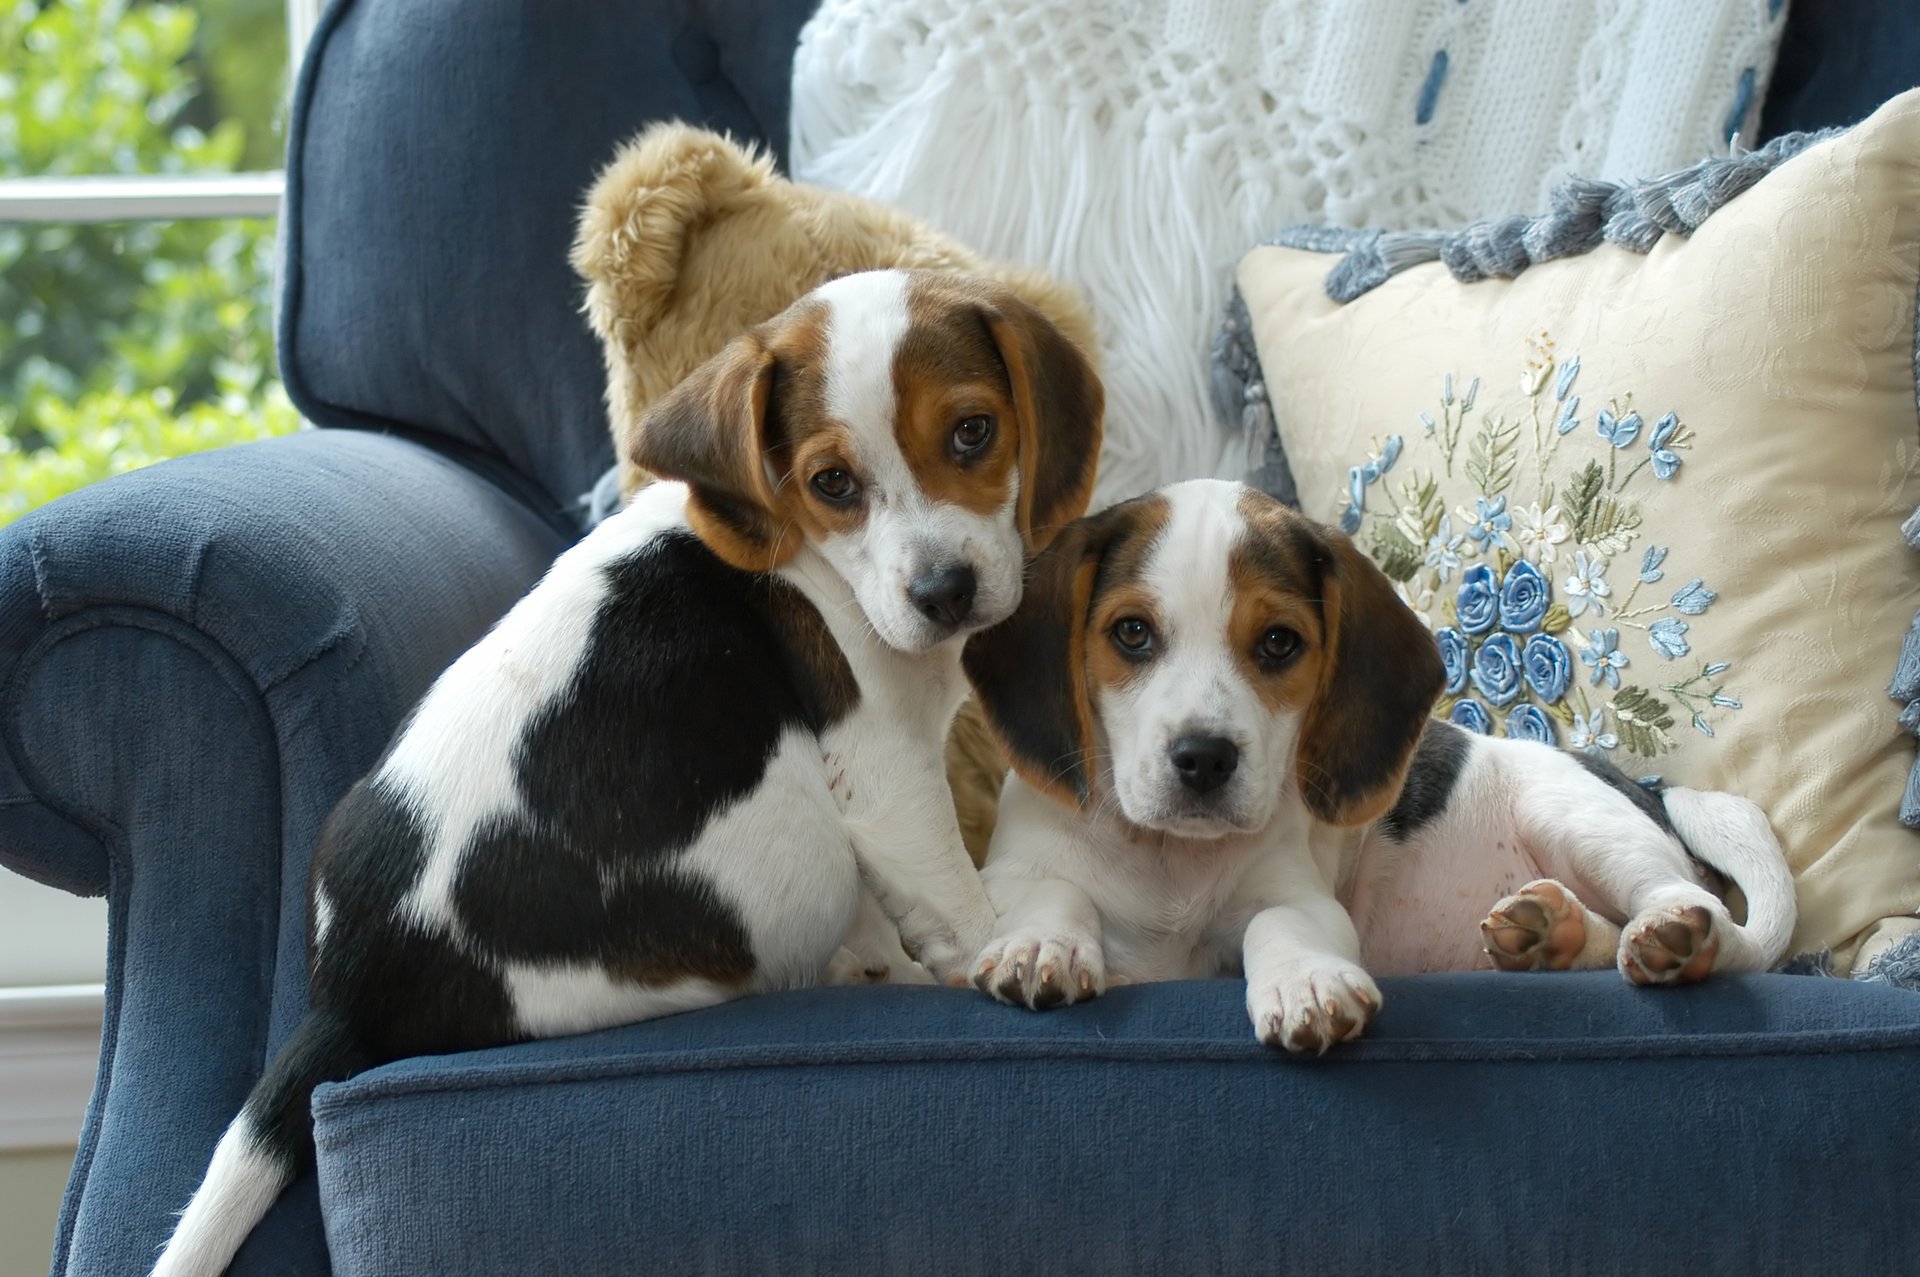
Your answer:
[1541,603,1572,635]
[1539,480,1556,511]
[1583,497,1643,557]
[1395,471,1445,545]
[1492,546,1516,578]
[1464,414,1521,497]
[1433,694,1459,721]
[1565,461,1606,540]
[1371,523,1423,583]
[1544,697,1576,727]
[1611,685,1676,757]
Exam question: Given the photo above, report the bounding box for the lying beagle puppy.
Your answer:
[963,479,1795,1053]
[152,269,1102,1276]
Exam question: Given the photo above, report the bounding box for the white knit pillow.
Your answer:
[790,0,1787,507]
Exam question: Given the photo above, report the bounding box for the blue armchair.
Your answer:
[5,3,1919,1273]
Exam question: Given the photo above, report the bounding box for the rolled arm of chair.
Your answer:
[0,427,570,1276]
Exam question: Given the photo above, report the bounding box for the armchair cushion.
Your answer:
[312,975,1920,1276]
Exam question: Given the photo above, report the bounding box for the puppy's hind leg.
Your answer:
[1508,749,1754,985]
[826,888,935,986]
[1481,879,1621,972]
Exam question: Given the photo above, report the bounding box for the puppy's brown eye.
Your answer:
[951,415,995,458]
[1257,626,1301,666]
[810,468,859,503]
[1111,617,1154,655]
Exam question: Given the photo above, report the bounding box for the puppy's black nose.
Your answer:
[1170,735,1239,794]
[909,564,976,628]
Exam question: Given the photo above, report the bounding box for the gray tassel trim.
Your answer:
[1211,284,1300,507]
[1856,927,1920,991]
[1896,501,1920,829]
[1255,126,1847,304]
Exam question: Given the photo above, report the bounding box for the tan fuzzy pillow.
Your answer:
[1233,91,1920,972]
[571,122,1098,504]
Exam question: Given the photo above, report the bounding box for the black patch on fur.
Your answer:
[242,1009,361,1170]
[310,780,522,1058]
[1571,749,1675,837]
[450,529,855,980]
[1380,719,1473,842]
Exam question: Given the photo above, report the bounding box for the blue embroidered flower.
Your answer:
[1670,578,1717,615]
[1555,395,1580,435]
[1705,661,1730,677]
[1419,410,1436,434]
[1450,698,1493,734]
[1435,627,1469,695]
[1555,355,1580,402]
[1581,627,1629,688]
[1522,633,1573,702]
[1639,545,1668,584]
[1471,633,1523,706]
[1443,373,1455,406]
[1711,692,1743,709]
[1596,408,1643,449]
[1649,412,1682,479]
[1456,564,1499,636]
[1462,376,1480,410]
[1498,560,1550,634]
[1463,495,1512,552]
[1425,516,1464,582]
[1505,704,1556,744]
[1361,435,1404,483]
[1649,617,1691,659]
[1569,706,1619,753]
[1563,550,1611,618]
[1341,465,1366,533]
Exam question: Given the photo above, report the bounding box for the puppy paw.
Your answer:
[1620,904,1718,985]
[1247,961,1379,1054]
[972,931,1105,1010]
[898,903,998,988]
[1481,879,1591,971]
[822,946,891,986]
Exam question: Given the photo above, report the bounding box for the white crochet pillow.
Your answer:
[790,0,1787,506]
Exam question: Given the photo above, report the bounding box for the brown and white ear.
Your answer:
[980,295,1104,551]
[628,333,798,573]
[1295,525,1446,826]
[961,511,1117,805]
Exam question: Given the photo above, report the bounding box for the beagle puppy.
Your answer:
[962,479,1795,1053]
[153,269,1102,1277]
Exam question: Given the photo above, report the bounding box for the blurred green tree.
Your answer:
[0,0,297,524]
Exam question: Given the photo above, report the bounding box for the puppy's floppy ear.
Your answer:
[979,294,1104,551]
[1295,524,1445,826]
[629,332,799,572]
[962,510,1119,805]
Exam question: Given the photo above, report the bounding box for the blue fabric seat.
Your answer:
[2,1,1917,1273]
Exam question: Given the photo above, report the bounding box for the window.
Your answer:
[1,0,322,525]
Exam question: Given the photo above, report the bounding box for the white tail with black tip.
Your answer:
[1662,786,1798,967]
[151,1011,357,1277]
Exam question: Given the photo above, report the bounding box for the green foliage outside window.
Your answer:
[1,0,298,525]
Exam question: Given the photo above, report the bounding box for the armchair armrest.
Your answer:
[0,428,570,1276]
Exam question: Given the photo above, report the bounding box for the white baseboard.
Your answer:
[0,985,103,1151]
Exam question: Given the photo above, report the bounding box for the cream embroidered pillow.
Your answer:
[1233,90,1920,972]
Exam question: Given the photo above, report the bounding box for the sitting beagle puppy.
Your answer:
[962,479,1795,1053]
[152,269,1102,1277]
